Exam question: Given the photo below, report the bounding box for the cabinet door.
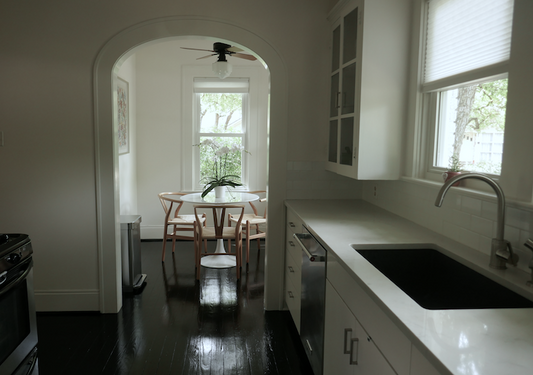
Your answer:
[324,281,357,375]
[324,281,396,375]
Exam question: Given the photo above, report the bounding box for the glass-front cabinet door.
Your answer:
[327,5,359,177]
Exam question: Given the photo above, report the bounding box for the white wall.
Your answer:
[0,0,337,312]
[117,55,138,215]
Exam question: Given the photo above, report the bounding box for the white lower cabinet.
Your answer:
[324,280,396,375]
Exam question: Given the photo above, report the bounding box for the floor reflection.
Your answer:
[36,240,311,375]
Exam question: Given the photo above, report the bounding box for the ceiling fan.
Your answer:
[181,42,257,79]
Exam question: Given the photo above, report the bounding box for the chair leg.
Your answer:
[246,222,251,264]
[162,226,168,262]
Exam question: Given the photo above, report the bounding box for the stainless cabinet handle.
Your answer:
[343,328,352,354]
[306,339,313,353]
[349,338,359,365]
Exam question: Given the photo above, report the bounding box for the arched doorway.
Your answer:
[94,17,287,313]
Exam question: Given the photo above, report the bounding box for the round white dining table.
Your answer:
[181,191,259,268]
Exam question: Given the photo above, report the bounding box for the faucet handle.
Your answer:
[506,241,519,267]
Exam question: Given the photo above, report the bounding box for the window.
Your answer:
[194,78,249,188]
[181,66,268,193]
[422,0,513,176]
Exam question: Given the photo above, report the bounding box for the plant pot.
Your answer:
[442,171,461,186]
[214,186,226,199]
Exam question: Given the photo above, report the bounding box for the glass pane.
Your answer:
[340,117,354,166]
[434,78,507,175]
[332,25,340,72]
[197,137,243,183]
[330,73,339,117]
[343,8,358,63]
[341,63,356,115]
[328,120,338,162]
[199,93,243,134]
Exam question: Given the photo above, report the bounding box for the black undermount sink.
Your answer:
[355,248,533,310]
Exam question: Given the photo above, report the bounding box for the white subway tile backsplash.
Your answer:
[461,196,482,216]
[507,207,531,231]
[470,215,494,237]
[452,209,471,229]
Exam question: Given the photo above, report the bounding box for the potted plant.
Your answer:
[442,154,464,186]
[195,139,249,198]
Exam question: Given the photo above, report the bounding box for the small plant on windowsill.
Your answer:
[194,139,250,198]
[442,154,464,186]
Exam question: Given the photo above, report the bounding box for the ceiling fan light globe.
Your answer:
[212,61,232,79]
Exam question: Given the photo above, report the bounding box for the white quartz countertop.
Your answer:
[285,199,533,375]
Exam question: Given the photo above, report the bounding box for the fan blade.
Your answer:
[232,53,257,61]
[196,54,216,60]
[181,47,215,52]
[227,46,244,53]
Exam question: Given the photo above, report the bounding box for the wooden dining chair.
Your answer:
[193,204,245,280]
[158,192,206,262]
[228,190,267,264]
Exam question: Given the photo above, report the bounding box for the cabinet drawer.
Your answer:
[328,253,411,375]
[285,269,301,331]
[286,208,304,235]
[286,230,301,265]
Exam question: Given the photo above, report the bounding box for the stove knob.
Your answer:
[6,253,21,264]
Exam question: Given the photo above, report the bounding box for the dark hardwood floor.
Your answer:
[36,240,312,375]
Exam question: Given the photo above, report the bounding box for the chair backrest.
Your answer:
[247,190,267,218]
[158,192,186,220]
[194,205,245,239]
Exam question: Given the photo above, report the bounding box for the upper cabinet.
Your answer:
[327,0,411,180]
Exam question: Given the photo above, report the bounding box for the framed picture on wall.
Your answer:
[117,77,129,155]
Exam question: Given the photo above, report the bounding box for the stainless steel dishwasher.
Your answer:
[293,225,327,375]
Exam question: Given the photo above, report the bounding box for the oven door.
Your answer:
[0,257,38,375]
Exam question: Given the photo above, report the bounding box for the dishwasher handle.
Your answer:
[293,233,325,262]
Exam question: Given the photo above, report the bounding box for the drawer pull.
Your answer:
[288,240,295,247]
[288,291,294,298]
[343,328,352,354]
[288,266,294,273]
[349,338,359,365]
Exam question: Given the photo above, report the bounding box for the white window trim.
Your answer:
[413,0,511,190]
[193,89,249,190]
[181,65,268,192]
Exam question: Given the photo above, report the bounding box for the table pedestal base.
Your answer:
[201,255,236,268]
[200,238,237,268]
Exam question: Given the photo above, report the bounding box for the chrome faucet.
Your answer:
[435,173,518,270]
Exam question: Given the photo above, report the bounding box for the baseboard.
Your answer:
[34,289,100,312]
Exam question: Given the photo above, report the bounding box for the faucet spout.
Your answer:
[434,173,517,270]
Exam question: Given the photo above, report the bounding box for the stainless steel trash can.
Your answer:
[120,215,147,293]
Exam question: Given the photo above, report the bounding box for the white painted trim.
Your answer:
[94,16,288,313]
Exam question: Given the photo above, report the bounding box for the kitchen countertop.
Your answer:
[285,199,533,375]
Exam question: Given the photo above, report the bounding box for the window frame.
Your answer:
[181,65,268,193]
[193,89,249,190]
[417,0,512,184]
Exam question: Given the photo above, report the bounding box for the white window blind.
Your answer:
[193,78,249,93]
[424,0,514,84]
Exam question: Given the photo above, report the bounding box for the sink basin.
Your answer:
[354,247,533,310]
